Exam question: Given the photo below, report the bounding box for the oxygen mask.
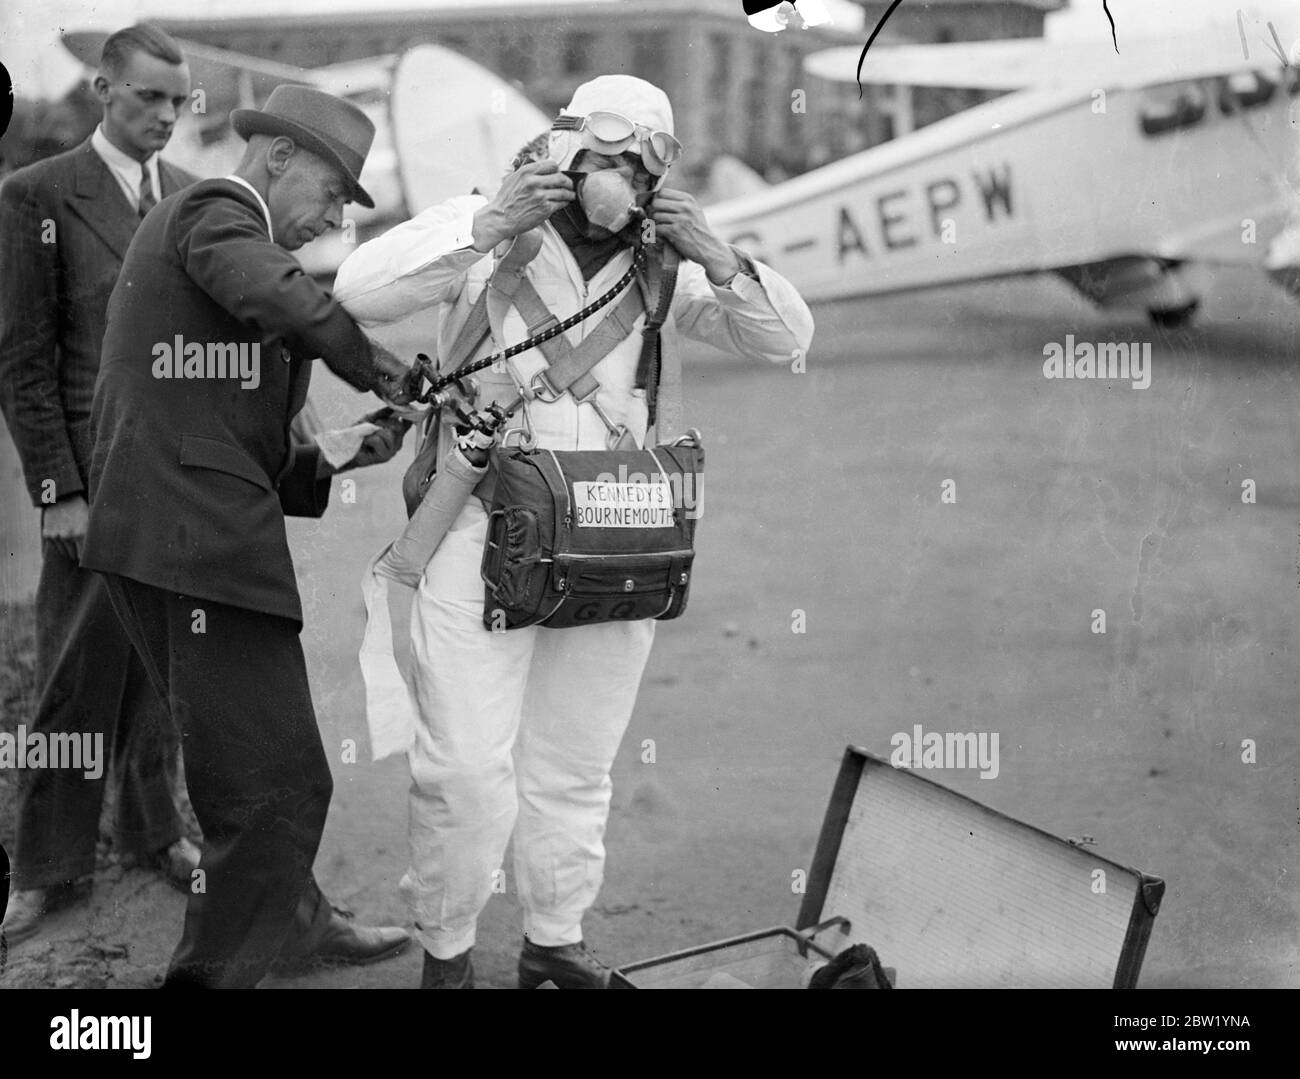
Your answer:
[578,169,638,233]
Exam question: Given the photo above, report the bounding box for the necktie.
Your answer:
[138,164,157,219]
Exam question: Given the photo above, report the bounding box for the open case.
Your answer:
[611,746,1165,988]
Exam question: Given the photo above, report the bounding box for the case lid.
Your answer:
[797,747,1165,988]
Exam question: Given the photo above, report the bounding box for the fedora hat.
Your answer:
[232,85,376,208]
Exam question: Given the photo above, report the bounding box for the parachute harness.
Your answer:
[410,243,648,416]
[406,214,656,457]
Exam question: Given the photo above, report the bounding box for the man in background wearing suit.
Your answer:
[82,84,414,988]
[0,24,201,945]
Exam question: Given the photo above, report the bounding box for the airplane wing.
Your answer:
[390,43,551,213]
[311,55,397,99]
[807,31,1282,92]
[806,38,1056,91]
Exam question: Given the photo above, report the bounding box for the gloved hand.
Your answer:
[337,408,412,471]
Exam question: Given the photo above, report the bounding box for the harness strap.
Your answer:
[423,238,681,499]
[441,291,491,381]
[653,325,684,442]
[510,276,646,403]
[507,240,678,422]
[428,230,540,380]
[633,243,681,432]
[485,230,549,342]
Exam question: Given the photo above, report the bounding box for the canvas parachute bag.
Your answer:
[481,238,706,630]
[483,435,702,630]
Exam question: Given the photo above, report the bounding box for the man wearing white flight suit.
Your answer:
[334,75,814,988]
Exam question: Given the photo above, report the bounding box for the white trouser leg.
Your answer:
[403,502,537,959]
[403,498,657,957]
[513,617,655,946]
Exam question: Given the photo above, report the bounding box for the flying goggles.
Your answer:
[552,111,683,176]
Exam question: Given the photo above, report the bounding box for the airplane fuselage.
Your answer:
[708,66,1296,309]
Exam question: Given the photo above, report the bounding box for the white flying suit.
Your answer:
[335,119,813,961]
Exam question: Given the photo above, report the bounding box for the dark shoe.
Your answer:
[135,837,201,893]
[421,948,474,989]
[518,937,611,989]
[0,879,92,946]
[274,904,410,974]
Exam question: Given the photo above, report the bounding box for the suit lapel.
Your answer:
[66,140,137,262]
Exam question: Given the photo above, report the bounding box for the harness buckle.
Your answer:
[528,370,562,403]
[582,394,635,450]
[501,399,538,450]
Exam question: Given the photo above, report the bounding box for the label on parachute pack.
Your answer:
[572,481,675,528]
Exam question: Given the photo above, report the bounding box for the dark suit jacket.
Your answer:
[0,137,195,507]
[82,178,381,625]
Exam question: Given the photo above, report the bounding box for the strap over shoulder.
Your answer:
[634,240,682,433]
[443,230,545,378]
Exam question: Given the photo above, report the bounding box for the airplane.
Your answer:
[706,27,1300,325]
[59,31,550,277]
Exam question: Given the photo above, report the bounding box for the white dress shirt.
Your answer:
[91,125,160,213]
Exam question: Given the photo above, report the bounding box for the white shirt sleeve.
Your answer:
[333,194,492,327]
[669,246,815,365]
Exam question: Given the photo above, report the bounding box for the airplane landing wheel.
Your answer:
[1147,299,1200,328]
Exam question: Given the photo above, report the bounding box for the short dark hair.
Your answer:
[99,23,185,80]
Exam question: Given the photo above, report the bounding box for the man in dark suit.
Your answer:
[0,24,201,944]
[81,84,414,988]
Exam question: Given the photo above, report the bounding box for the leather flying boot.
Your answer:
[518,937,611,989]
